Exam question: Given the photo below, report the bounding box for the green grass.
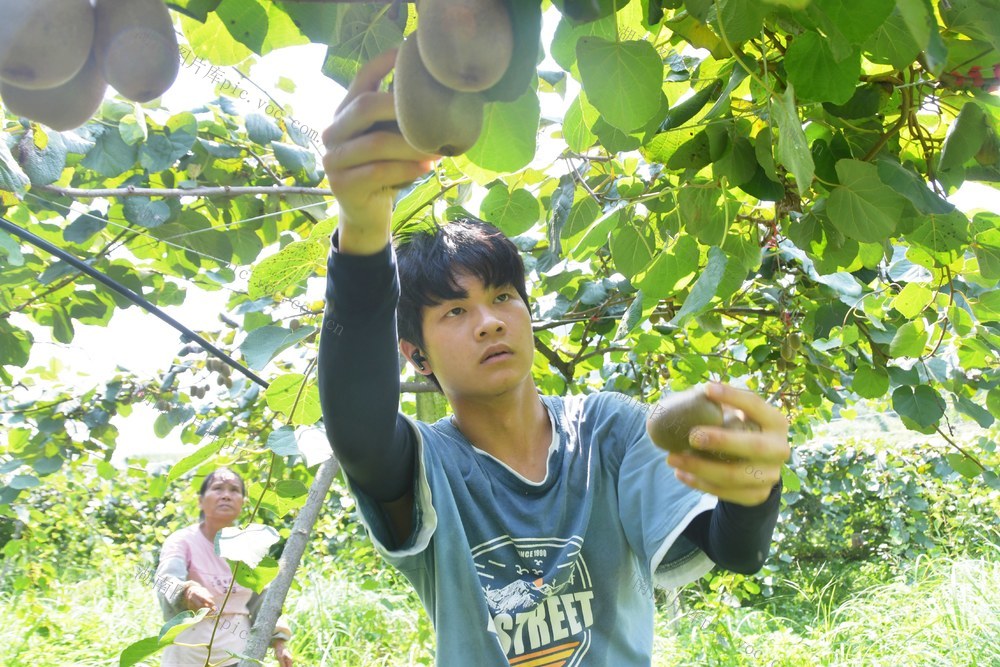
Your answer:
[1,548,997,666]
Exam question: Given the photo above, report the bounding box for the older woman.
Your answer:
[154,467,294,667]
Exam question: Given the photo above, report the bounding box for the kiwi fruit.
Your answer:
[647,386,724,454]
[94,0,180,102]
[0,0,95,90]
[415,0,513,92]
[394,36,486,156]
[1,52,108,131]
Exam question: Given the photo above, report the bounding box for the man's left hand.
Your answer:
[666,382,790,507]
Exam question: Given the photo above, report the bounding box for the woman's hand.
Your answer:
[182,583,217,613]
[272,639,294,667]
[666,382,790,506]
[322,48,439,250]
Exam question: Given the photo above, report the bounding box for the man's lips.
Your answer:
[480,346,513,363]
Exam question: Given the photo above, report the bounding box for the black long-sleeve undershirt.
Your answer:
[317,231,781,575]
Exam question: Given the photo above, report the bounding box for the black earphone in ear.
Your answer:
[411,350,427,371]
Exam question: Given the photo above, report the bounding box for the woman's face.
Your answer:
[199,470,245,523]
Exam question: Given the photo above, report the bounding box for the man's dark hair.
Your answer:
[198,467,245,521]
[394,218,531,390]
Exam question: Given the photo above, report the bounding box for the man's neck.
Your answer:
[448,380,551,483]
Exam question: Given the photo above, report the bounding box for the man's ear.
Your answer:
[399,339,430,374]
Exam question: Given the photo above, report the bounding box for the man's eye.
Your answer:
[496,293,510,302]
[446,307,463,317]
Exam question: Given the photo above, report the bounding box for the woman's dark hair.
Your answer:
[198,468,245,521]
[394,218,531,390]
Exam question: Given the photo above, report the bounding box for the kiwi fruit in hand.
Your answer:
[415,0,514,92]
[394,36,485,156]
[647,385,759,457]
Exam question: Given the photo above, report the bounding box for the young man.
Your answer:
[318,50,789,665]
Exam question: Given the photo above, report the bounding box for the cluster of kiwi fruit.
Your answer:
[646,385,759,458]
[0,0,179,131]
[394,0,517,157]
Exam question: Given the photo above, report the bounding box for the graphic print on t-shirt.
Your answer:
[474,535,594,665]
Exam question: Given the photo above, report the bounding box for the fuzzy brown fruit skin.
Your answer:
[0,0,95,90]
[647,386,724,454]
[94,0,180,103]
[394,36,485,157]
[415,0,514,92]
[1,53,108,131]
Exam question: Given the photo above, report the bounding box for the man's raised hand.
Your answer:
[322,49,439,254]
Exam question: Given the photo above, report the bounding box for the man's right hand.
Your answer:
[322,48,439,256]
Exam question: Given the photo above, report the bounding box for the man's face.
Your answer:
[419,271,535,398]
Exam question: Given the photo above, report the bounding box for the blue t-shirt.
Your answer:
[347,390,718,665]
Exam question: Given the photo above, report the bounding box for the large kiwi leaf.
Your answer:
[483,0,543,103]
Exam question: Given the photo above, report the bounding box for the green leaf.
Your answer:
[670,246,728,326]
[140,112,198,172]
[717,0,769,43]
[217,523,280,569]
[576,37,663,132]
[264,373,322,425]
[563,92,599,153]
[939,102,988,173]
[233,555,279,594]
[247,240,325,299]
[892,282,933,318]
[119,113,148,146]
[0,131,30,196]
[240,325,316,371]
[875,158,954,215]
[614,289,646,341]
[635,234,699,301]
[118,609,209,667]
[907,210,970,266]
[272,141,316,177]
[266,427,298,456]
[0,321,32,368]
[714,135,757,186]
[466,87,540,174]
[216,0,268,53]
[973,226,1000,280]
[896,0,935,52]
[827,160,903,242]
[321,3,406,89]
[19,131,67,186]
[852,363,889,399]
[611,223,655,278]
[551,14,616,73]
[784,31,861,104]
[246,113,283,145]
[865,7,922,70]
[813,0,894,45]
[772,85,814,197]
[166,0,221,22]
[678,185,728,246]
[892,385,944,430]
[568,207,622,259]
[889,319,929,358]
[167,439,225,483]
[123,197,171,229]
[946,453,983,478]
[0,230,24,266]
[479,186,541,236]
[80,125,137,177]
[64,210,108,244]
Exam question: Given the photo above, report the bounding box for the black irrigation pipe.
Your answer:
[0,215,269,390]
